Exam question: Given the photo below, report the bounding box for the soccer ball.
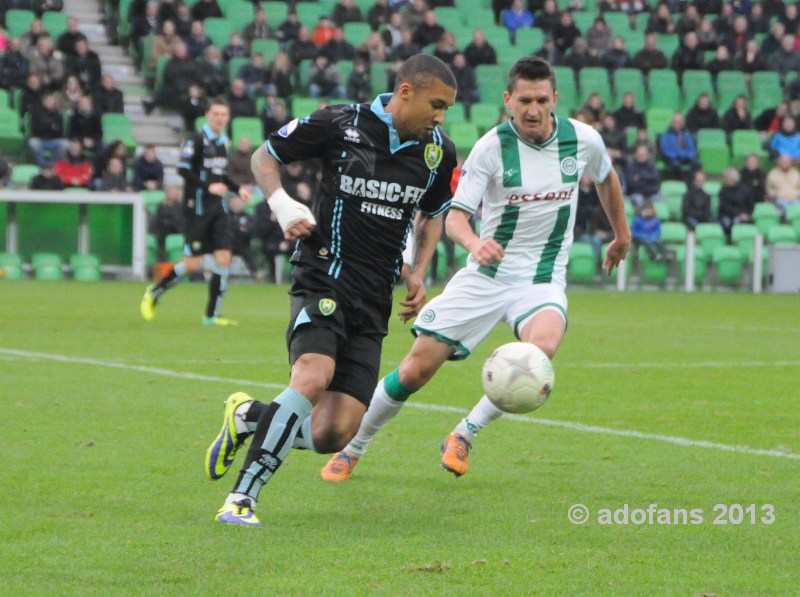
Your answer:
[481,342,555,414]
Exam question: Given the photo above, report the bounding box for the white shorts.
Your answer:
[412,269,568,360]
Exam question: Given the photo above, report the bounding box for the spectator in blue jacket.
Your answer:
[502,0,534,44]
[769,116,800,163]
[659,112,701,182]
[631,201,669,265]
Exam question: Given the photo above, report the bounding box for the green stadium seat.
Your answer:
[604,12,631,34]
[694,223,726,258]
[665,194,683,221]
[469,102,501,135]
[6,9,35,38]
[448,122,480,157]
[203,17,235,48]
[154,55,170,92]
[751,71,782,115]
[578,66,613,106]
[70,253,102,281]
[442,102,466,134]
[681,69,714,110]
[696,128,730,175]
[731,223,760,263]
[251,39,281,60]
[220,0,253,29]
[645,107,674,140]
[655,33,679,58]
[567,242,597,283]
[654,201,671,221]
[766,224,798,246]
[231,116,265,147]
[660,221,687,247]
[262,2,289,27]
[716,70,747,113]
[42,11,68,39]
[342,22,371,45]
[515,27,543,52]
[730,129,768,169]
[612,68,646,110]
[753,201,781,235]
[228,56,250,81]
[142,189,165,211]
[102,113,136,152]
[482,25,513,53]
[637,245,670,287]
[476,64,507,108]
[11,164,39,188]
[647,69,681,112]
[0,252,24,280]
[435,7,464,34]
[711,245,744,288]
[572,11,596,33]
[464,8,495,29]
[32,252,64,281]
[786,203,800,238]
[675,245,707,287]
[291,97,321,118]
[165,234,185,262]
[0,108,25,158]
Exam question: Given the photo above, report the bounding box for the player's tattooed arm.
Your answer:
[250,145,283,198]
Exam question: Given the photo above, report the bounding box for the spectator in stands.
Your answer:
[254,196,291,283]
[260,97,291,136]
[346,58,372,103]
[767,34,800,84]
[463,28,497,68]
[599,113,627,169]
[535,0,562,37]
[312,15,337,47]
[151,184,184,262]
[632,32,668,76]
[765,154,800,215]
[579,92,608,127]
[54,139,93,188]
[92,73,123,115]
[227,195,258,277]
[150,19,181,71]
[613,91,645,131]
[19,73,44,120]
[449,52,479,106]
[69,38,102,92]
[156,0,179,25]
[186,20,213,59]
[56,74,85,112]
[754,101,791,135]
[740,153,766,204]
[222,31,248,63]
[759,21,785,57]
[227,77,256,120]
[56,17,85,57]
[554,9,581,54]
[432,30,458,64]
[29,34,65,91]
[358,31,388,63]
[133,144,164,191]
[602,36,631,71]
[380,12,404,51]
[95,156,129,191]
[671,31,705,79]
[684,92,721,133]
[0,36,28,90]
[735,40,767,83]
[68,94,103,154]
[490,0,513,26]
[695,0,724,17]
[29,161,65,190]
[747,1,770,35]
[695,18,719,51]
[289,26,319,65]
[265,51,293,100]
[239,52,267,98]
[198,45,228,97]
[718,167,755,239]
[645,3,675,34]
[20,18,47,56]
[705,45,734,82]
[414,9,445,47]
[227,137,256,188]
[191,0,222,22]
[564,37,600,74]
[681,169,712,230]
[769,116,800,162]
[307,54,346,99]
[332,0,364,27]
[676,4,702,35]
[624,145,663,207]
[534,33,564,66]
[92,140,127,187]
[321,27,357,62]
[27,93,68,167]
[779,3,800,32]
[391,28,421,61]
[243,7,275,51]
[173,3,193,38]
[129,1,160,52]
[367,0,393,32]
[586,16,612,57]
[721,95,753,141]
[180,83,208,131]
[659,112,701,181]
[0,152,9,187]
[276,10,301,46]
[502,0,534,44]
[280,160,319,201]
[720,15,751,56]
[143,42,199,114]
[631,201,669,264]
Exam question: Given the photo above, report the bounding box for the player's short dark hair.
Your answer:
[507,56,556,93]
[206,98,230,112]
[393,54,457,92]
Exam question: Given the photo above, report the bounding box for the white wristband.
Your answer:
[267,188,316,232]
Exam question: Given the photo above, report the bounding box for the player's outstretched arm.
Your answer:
[595,168,631,275]
[398,211,442,322]
[445,207,504,267]
[250,145,316,240]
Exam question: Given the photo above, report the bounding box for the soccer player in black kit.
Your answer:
[204,55,459,526]
[140,100,251,326]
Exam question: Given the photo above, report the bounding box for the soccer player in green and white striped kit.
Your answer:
[321,56,631,480]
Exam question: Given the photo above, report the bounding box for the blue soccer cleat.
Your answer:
[205,392,252,480]
[215,499,262,527]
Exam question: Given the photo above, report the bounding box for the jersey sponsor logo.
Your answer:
[278,118,300,138]
[560,157,578,176]
[420,309,435,323]
[424,143,443,171]
[319,298,337,316]
[360,201,404,220]
[203,156,228,173]
[180,141,194,159]
[506,187,576,205]
[340,175,424,204]
[344,128,361,143]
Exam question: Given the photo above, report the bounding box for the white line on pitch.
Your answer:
[2,347,798,462]
[557,361,800,369]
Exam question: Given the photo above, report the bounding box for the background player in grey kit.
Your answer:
[205,54,459,526]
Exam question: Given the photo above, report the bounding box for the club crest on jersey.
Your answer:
[560,156,578,176]
[319,298,337,316]
[420,309,435,323]
[278,118,300,138]
[424,144,443,171]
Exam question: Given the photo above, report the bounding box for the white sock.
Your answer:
[225,492,257,508]
[345,381,406,457]
[233,401,252,435]
[453,395,504,441]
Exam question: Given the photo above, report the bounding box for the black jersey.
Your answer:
[265,94,457,300]
[178,124,240,215]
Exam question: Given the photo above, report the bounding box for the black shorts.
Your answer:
[285,267,391,406]
[183,202,232,256]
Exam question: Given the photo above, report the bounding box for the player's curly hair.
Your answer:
[507,56,556,93]
[394,54,457,92]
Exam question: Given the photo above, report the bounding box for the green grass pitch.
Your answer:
[1,281,798,596]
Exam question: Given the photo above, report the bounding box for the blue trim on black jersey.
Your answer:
[354,104,361,127]
[327,197,344,279]
[265,140,285,164]
[203,124,229,145]
[370,93,419,155]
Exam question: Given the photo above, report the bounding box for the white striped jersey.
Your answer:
[451,116,612,287]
